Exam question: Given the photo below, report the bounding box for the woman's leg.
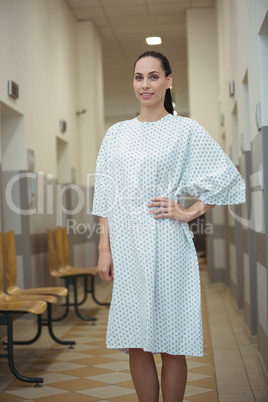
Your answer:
[129,348,159,402]
[160,353,187,402]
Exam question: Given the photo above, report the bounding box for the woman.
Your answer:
[92,51,245,401]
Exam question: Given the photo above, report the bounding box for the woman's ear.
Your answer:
[166,74,173,89]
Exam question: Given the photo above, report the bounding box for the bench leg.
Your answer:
[3,314,42,347]
[51,281,71,322]
[0,314,43,387]
[90,276,110,306]
[46,304,75,349]
[73,278,97,323]
[3,306,75,349]
[75,275,88,306]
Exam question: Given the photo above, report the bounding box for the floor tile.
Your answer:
[185,385,214,397]
[187,377,217,390]
[34,373,78,384]
[109,393,139,401]
[50,378,108,391]
[37,393,97,401]
[86,372,132,384]
[189,364,215,376]
[186,390,219,401]
[217,385,255,395]
[187,372,212,382]
[218,395,255,402]
[187,361,210,370]
[4,386,67,399]
[101,353,130,361]
[93,361,130,371]
[44,352,94,361]
[76,384,136,398]
[0,394,27,402]
[51,344,100,352]
[34,362,86,372]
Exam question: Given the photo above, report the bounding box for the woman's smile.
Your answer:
[140,92,154,98]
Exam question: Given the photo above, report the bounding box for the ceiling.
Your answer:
[66,0,215,120]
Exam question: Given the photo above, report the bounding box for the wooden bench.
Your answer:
[47,228,109,322]
[60,227,110,308]
[1,231,75,348]
[0,232,47,386]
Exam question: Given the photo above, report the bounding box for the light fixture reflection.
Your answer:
[146,37,162,45]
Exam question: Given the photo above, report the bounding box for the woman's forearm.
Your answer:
[185,200,216,222]
[99,217,111,252]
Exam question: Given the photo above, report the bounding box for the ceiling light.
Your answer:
[146,37,162,45]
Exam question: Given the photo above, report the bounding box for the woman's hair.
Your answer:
[134,50,174,115]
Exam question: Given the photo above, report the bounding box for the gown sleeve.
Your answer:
[175,121,246,206]
[92,132,110,218]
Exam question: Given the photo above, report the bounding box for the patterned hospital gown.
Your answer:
[92,114,246,356]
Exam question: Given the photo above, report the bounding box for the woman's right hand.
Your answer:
[98,249,114,282]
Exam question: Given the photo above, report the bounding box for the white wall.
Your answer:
[186,8,219,141]
[0,0,86,184]
[77,21,104,184]
[0,0,105,289]
[216,0,268,155]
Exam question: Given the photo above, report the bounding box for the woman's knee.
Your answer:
[129,348,153,359]
[160,353,186,362]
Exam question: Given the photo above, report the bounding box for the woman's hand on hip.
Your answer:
[98,249,114,281]
[147,197,191,223]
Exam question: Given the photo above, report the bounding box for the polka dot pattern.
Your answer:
[92,114,246,356]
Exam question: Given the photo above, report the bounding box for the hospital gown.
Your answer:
[92,114,246,356]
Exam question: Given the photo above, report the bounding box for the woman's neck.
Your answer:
[138,107,169,122]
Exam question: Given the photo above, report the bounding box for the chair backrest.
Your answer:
[61,227,70,266]
[54,228,65,269]
[46,229,58,274]
[0,233,5,296]
[2,231,18,292]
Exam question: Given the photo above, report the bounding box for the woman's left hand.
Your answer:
[147,197,191,223]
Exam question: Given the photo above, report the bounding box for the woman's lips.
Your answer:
[140,93,153,98]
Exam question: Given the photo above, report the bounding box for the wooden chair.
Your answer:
[56,228,110,306]
[1,231,75,348]
[0,233,47,385]
[0,233,58,306]
[47,228,97,322]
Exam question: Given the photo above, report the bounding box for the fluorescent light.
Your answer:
[146,37,162,45]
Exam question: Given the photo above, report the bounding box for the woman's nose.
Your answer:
[142,79,149,89]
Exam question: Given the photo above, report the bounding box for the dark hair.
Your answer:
[134,51,174,115]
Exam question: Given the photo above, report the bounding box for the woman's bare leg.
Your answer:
[160,353,187,402]
[129,348,159,402]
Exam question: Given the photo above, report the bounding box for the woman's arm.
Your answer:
[97,217,114,281]
[148,197,215,223]
[99,217,110,251]
[183,200,216,222]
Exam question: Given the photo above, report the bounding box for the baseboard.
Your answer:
[244,322,258,346]
[229,291,244,316]
[257,351,268,393]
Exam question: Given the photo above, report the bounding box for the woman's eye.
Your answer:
[151,75,159,80]
[135,76,142,80]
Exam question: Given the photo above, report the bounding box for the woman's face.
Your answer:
[133,56,172,109]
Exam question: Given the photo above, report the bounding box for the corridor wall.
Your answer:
[187,0,268,386]
[0,0,104,297]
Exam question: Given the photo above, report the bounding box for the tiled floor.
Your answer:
[0,264,267,402]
